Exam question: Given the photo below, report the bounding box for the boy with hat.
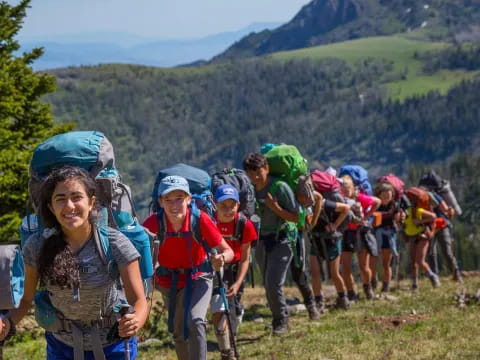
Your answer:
[210,184,257,360]
[143,175,234,360]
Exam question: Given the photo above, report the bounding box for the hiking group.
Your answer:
[0,131,463,360]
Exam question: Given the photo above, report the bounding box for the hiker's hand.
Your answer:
[0,317,9,341]
[210,253,225,271]
[326,223,336,233]
[118,313,139,338]
[265,193,279,211]
[227,281,241,297]
[447,207,455,218]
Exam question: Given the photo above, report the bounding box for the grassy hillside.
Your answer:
[5,278,480,359]
[271,34,479,100]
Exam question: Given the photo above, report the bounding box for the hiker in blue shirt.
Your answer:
[0,166,148,360]
[243,153,299,335]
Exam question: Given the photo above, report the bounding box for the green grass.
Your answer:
[7,277,477,360]
[270,34,479,101]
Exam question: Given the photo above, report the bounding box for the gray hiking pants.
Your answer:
[159,274,213,360]
[428,226,459,275]
[255,234,293,323]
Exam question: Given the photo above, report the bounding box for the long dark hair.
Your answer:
[37,166,99,288]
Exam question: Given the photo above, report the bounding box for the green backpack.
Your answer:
[263,144,308,191]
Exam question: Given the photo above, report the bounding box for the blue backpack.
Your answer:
[152,163,215,217]
[339,165,373,195]
[23,131,154,292]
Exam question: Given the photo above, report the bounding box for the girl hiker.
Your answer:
[309,191,351,310]
[0,166,148,359]
[210,184,257,360]
[340,175,381,300]
[370,182,401,293]
[142,175,233,360]
[243,153,299,335]
[402,188,440,290]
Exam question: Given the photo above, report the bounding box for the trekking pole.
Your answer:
[117,303,135,360]
[212,250,239,360]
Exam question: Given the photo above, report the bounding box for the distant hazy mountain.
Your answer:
[20,22,282,70]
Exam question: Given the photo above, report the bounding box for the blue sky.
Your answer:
[10,0,310,39]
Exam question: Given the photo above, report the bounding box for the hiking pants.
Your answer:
[256,233,293,323]
[45,332,138,360]
[428,226,459,275]
[290,232,315,306]
[159,275,213,360]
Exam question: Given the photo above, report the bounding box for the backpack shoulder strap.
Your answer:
[234,213,247,241]
[93,224,111,266]
[156,209,166,246]
[190,205,212,254]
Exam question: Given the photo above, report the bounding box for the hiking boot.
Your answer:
[347,291,359,303]
[411,282,419,291]
[220,349,236,360]
[272,318,289,335]
[371,277,378,291]
[381,282,390,293]
[316,300,327,314]
[429,274,441,288]
[335,296,350,310]
[306,302,321,321]
[453,269,464,284]
[363,284,375,300]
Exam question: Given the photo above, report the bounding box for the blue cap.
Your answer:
[158,175,191,197]
[214,184,239,203]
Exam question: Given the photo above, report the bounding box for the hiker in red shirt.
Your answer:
[143,175,233,360]
[210,184,257,360]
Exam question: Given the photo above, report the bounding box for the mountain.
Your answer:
[21,22,282,70]
[212,0,480,62]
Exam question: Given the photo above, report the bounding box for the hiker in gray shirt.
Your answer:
[0,166,148,360]
[243,153,299,335]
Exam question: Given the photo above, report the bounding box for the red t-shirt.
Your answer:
[142,209,222,289]
[216,214,257,263]
[347,193,374,230]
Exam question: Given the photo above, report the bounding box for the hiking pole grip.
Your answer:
[118,304,135,360]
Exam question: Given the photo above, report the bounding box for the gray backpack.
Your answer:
[0,245,25,309]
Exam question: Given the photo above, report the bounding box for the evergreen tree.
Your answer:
[0,0,72,242]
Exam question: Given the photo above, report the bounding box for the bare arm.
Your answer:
[118,259,149,338]
[227,243,252,297]
[265,192,299,223]
[364,196,381,219]
[310,191,324,229]
[328,202,350,231]
[413,208,436,225]
[211,238,234,271]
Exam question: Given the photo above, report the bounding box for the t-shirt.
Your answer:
[377,203,395,227]
[142,209,223,289]
[22,227,140,350]
[255,177,299,236]
[216,214,257,263]
[347,193,374,230]
[404,207,426,236]
[313,199,338,234]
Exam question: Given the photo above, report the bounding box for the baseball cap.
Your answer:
[214,184,239,203]
[157,175,191,197]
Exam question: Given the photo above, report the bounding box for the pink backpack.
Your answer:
[310,170,344,202]
[377,174,405,201]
